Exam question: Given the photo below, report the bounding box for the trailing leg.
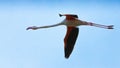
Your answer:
[87,22,114,29]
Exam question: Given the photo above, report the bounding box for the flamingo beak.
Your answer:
[26,26,38,30]
[26,27,33,30]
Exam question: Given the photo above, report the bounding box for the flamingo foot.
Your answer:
[107,25,114,29]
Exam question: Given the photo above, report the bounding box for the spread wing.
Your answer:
[64,27,79,58]
[59,14,78,20]
[65,14,78,18]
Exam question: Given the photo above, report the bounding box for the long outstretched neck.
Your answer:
[26,22,64,30]
[87,22,114,29]
[37,23,63,29]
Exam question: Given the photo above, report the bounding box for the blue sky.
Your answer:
[0,0,120,68]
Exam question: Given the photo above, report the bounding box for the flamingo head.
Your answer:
[26,26,39,30]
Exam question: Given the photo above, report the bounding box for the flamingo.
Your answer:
[26,14,114,59]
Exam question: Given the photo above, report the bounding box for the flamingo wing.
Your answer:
[59,14,78,20]
[64,27,79,58]
[65,14,78,18]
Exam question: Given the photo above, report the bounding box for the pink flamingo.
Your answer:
[27,14,113,59]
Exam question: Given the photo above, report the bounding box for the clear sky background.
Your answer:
[0,0,120,68]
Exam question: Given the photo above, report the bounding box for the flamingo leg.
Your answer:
[88,22,114,29]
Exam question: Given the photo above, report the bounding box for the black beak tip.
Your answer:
[26,27,31,30]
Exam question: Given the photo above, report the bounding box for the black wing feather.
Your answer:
[65,27,79,58]
[70,15,78,18]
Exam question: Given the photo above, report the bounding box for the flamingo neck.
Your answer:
[37,22,64,29]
